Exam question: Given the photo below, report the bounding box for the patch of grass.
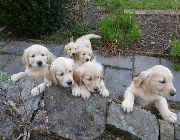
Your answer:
[170,39,180,57]
[95,0,179,12]
[41,22,94,44]
[98,13,141,47]
[174,64,180,71]
[0,32,10,41]
[0,71,12,83]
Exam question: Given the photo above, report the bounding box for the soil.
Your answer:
[83,0,180,59]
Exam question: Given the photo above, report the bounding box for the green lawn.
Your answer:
[95,0,180,12]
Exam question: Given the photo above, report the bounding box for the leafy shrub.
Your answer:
[0,0,69,36]
[170,40,180,57]
[98,13,141,47]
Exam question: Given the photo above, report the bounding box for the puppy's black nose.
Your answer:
[72,53,75,56]
[86,58,89,62]
[170,90,176,96]
[67,80,72,86]
[94,87,99,92]
[37,61,42,66]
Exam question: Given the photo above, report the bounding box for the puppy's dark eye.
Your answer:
[83,53,85,55]
[60,73,64,76]
[87,78,92,81]
[97,76,100,78]
[69,49,71,51]
[42,54,44,56]
[69,70,72,73]
[32,55,35,57]
[159,80,165,84]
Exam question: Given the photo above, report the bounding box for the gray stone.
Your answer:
[134,56,160,74]
[161,59,180,102]
[31,85,108,140]
[107,103,159,140]
[0,55,13,70]
[159,119,174,140]
[2,56,25,74]
[175,111,180,140]
[2,41,64,57]
[0,76,39,139]
[94,51,133,69]
[104,67,132,99]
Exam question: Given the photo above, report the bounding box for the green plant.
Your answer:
[0,72,12,83]
[170,40,180,57]
[0,0,70,37]
[174,64,180,71]
[98,13,140,47]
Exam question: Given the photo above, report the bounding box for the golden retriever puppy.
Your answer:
[11,44,55,82]
[72,61,109,100]
[121,65,177,123]
[75,47,95,65]
[31,57,74,96]
[11,44,55,97]
[64,34,101,59]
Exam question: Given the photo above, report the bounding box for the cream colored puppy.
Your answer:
[31,57,74,96]
[11,44,55,97]
[72,61,109,100]
[64,34,101,59]
[11,44,55,82]
[122,65,177,123]
[75,47,95,66]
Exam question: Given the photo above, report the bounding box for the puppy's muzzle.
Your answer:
[170,90,176,96]
[67,80,72,86]
[37,61,43,67]
[94,87,100,92]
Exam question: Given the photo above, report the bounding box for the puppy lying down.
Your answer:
[72,61,109,100]
[11,44,55,82]
[122,65,177,123]
[31,57,74,96]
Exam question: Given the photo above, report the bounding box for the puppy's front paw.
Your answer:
[11,75,18,82]
[163,111,177,123]
[121,100,133,113]
[81,90,91,100]
[72,87,81,97]
[100,88,109,97]
[31,87,40,97]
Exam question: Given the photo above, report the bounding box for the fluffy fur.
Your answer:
[31,57,74,96]
[11,44,55,82]
[72,61,109,100]
[121,65,177,123]
[64,34,101,59]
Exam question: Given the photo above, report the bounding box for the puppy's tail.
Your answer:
[84,34,101,39]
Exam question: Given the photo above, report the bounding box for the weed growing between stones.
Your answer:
[0,71,12,83]
[98,13,141,48]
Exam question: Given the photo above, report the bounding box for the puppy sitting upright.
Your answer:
[72,61,109,100]
[122,65,177,123]
[64,34,101,59]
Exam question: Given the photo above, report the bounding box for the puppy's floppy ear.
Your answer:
[133,71,149,88]
[75,51,80,61]
[100,64,104,80]
[64,45,68,56]
[50,68,58,85]
[22,50,30,67]
[73,66,84,85]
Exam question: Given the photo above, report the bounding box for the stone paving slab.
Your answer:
[1,41,64,57]
[175,111,180,140]
[107,103,159,140]
[104,67,132,99]
[159,119,174,140]
[161,58,180,102]
[32,85,107,140]
[2,55,25,74]
[0,55,13,70]
[134,56,160,74]
[94,51,133,69]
